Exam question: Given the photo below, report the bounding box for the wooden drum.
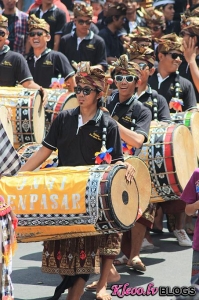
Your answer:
[0,164,139,242]
[139,124,198,202]
[171,111,199,160]
[0,88,45,149]
[45,89,78,134]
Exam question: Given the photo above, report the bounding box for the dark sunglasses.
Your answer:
[179,31,195,38]
[150,26,161,32]
[74,86,97,95]
[138,62,149,70]
[29,31,44,37]
[167,53,184,60]
[77,19,92,25]
[115,75,137,83]
[0,30,6,37]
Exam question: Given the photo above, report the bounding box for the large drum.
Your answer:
[0,164,139,242]
[124,156,151,217]
[139,124,198,202]
[45,89,78,134]
[0,105,14,145]
[17,142,58,169]
[171,111,199,160]
[0,88,45,149]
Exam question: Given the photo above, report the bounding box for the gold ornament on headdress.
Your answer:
[75,61,105,91]
[0,15,8,28]
[125,42,155,65]
[157,33,183,53]
[141,6,165,26]
[181,17,199,36]
[73,2,93,18]
[111,54,141,78]
[28,14,50,33]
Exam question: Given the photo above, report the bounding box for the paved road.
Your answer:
[13,220,194,300]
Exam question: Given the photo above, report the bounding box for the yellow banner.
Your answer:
[0,166,90,215]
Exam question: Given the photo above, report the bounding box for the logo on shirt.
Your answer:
[121,115,132,123]
[170,85,182,93]
[89,132,101,141]
[145,100,153,107]
[43,60,53,66]
[1,60,12,67]
[86,44,95,50]
[48,16,56,22]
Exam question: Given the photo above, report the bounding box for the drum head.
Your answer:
[124,156,151,214]
[61,92,78,110]
[189,111,199,160]
[0,105,14,145]
[173,124,198,189]
[33,91,45,143]
[109,167,139,229]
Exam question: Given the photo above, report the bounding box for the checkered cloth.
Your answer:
[0,121,21,176]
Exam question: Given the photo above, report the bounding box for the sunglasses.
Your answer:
[138,63,149,70]
[167,53,184,60]
[179,31,195,38]
[150,26,161,32]
[0,30,6,37]
[115,75,137,83]
[29,31,44,37]
[74,86,97,95]
[77,19,92,25]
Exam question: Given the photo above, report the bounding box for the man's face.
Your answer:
[148,23,163,39]
[114,15,126,30]
[163,4,175,21]
[0,27,9,49]
[2,0,18,11]
[74,16,92,36]
[114,71,137,99]
[75,83,99,108]
[28,29,50,49]
[133,59,154,84]
[159,51,183,73]
[103,0,115,16]
[122,0,138,14]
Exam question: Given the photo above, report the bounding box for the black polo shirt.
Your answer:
[137,86,171,122]
[98,27,124,58]
[148,70,197,113]
[27,48,75,88]
[61,21,99,36]
[178,56,199,103]
[59,30,107,69]
[0,46,32,86]
[29,5,66,50]
[43,107,123,166]
[107,91,152,143]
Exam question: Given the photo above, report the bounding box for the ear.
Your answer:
[158,52,164,61]
[46,34,51,42]
[149,67,155,76]
[135,78,141,87]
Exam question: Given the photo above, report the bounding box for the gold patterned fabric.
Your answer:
[73,2,93,18]
[181,16,199,36]
[106,2,127,18]
[111,54,141,78]
[128,26,152,44]
[28,14,50,33]
[142,6,165,26]
[0,15,8,28]
[75,61,105,91]
[41,234,121,275]
[125,42,155,65]
[157,33,183,53]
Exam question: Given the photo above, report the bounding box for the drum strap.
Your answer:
[148,86,158,121]
[174,71,181,99]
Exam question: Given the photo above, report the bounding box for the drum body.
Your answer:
[0,88,45,149]
[0,105,14,145]
[45,89,78,135]
[0,164,138,242]
[171,111,199,161]
[17,142,58,169]
[124,156,151,217]
[139,124,198,202]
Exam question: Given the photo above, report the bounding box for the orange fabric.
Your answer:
[27,0,70,22]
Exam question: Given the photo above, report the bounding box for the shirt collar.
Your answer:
[37,4,56,12]
[0,45,10,55]
[112,90,137,105]
[72,107,103,123]
[72,30,94,40]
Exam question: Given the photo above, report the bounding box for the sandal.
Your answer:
[126,257,146,272]
[113,255,128,266]
[185,223,195,235]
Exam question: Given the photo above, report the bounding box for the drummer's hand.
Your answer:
[183,37,197,64]
[39,87,48,107]
[124,162,135,183]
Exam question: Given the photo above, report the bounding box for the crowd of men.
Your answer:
[0,0,199,299]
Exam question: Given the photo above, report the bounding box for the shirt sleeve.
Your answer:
[157,94,172,122]
[134,104,152,143]
[42,114,61,150]
[15,54,33,83]
[55,10,67,34]
[182,79,198,111]
[107,118,124,163]
[94,36,108,69]
[54,52,75,79]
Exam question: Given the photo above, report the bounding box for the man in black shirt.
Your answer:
[98,2,127,64]
[59,2,107,70]
[27,15,75,89]
[29,0,66,50]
